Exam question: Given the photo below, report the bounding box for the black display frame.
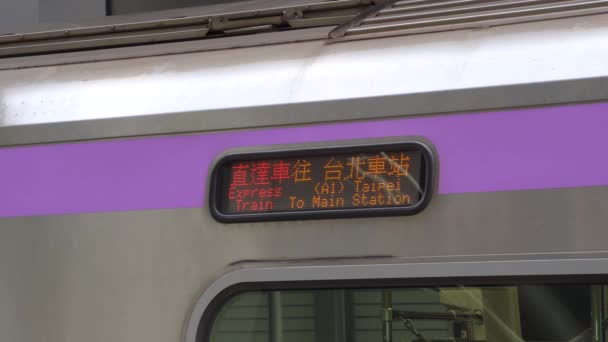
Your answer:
[208,141,435,223]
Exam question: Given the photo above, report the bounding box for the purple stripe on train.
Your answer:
[1,103,607,217]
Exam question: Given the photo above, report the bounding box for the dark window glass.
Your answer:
[208,284,608,342]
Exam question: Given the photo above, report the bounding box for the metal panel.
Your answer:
[0,26,333,70]
[2,76,608,147]
[331,0,608,40]
[0,26,211,57]
[2,13,608,145]
[2,187,608,342]
[365,0,572,24]
[0,0,369,57]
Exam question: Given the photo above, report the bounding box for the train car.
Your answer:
[2,0,608,342]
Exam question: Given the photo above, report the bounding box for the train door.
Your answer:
[187,259,608,342]
[207,286,606,342]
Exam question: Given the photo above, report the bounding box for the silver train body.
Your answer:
[2,1,608,342]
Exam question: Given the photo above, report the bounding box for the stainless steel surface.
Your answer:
[209,15,283,31]
[286,15,358,28]
[392,0,505,11]
[393,0,437,7]
[0,0,368,58]
[331,0,608,40]
[0,26,211,58]
[2,187,608,342]
[329,0,397,38]
[1,77,608,147]
[388,0,541,12]
[0,16,212,44]
[391,0,437,7]
[1,13,608,146]
[0,26,334,71]
[1,8,608,342]
[0,0,354,36]
[364,0,563,24]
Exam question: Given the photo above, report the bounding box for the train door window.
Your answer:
[205,284,608,342]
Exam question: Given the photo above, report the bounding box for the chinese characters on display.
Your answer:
[223,152,422,213]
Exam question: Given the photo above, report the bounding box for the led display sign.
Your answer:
[209,142,434,222]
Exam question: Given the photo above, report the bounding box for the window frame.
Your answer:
[185,256,608,342]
